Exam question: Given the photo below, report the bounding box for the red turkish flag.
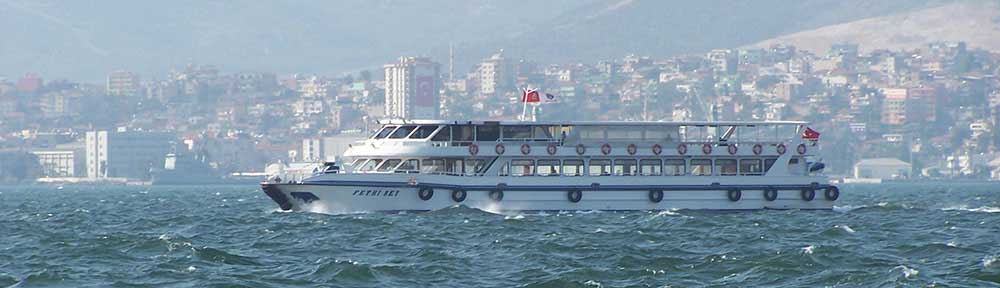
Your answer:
[802,127,820,140]
[521,89,540,103]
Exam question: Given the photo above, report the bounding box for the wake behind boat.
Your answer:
[262,120,838,213]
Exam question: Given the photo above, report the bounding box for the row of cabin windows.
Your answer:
[500,158,776,177]
[351,158,490,174]
[372,124,558,142]
[373,125,440,140]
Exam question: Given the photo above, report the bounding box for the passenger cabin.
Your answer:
[343,120,818,178]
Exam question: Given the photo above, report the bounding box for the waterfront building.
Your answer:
[85,130,174,180]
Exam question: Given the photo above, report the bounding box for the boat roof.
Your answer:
[377,119,808,126]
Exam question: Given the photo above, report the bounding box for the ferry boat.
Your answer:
[262,120,839,213]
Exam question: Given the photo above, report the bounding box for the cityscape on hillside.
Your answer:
[1,41,999,184]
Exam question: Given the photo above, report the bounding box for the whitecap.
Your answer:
[877,202,888,207]
[946,241,958,248]
[941,205,1000,213]
[894,265,918,279]
[583,280,602,287]
[835,224,856,233]
[504,215,525,220]
[186,266,197,272]
[833,205,863,212]
[594,228,606,233]
[801,245,815,254]
[984,255,998,268]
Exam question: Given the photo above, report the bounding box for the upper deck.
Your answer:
[364,119,810,146]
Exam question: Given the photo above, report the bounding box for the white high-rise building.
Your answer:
[479,50,514,96]
[384,57,440,119]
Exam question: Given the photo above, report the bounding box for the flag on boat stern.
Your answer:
[802,127,820,140]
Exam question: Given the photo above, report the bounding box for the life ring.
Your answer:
[776,144,787,155]
[495,144,505,155]
[727,188,741,202]
[547,143,558,155]
[763,188,778,201]
[652,144,663,155]
[575,144,586,155]
[418,187,434,201]
[468,144,479,156]
[824,186,840,201]
[702,143,713,155]
[451,189,466,202]
[797,143,807,155]
[567,189,582,203]
[727,144,738,155]
[627,144,637,155]
[648,189,663,203]
[752,144,763,155]
[520,144,531,155]
[488,189,504,202]
[677,144,688,155]
[601,143,612,155]
[800,188,815,201]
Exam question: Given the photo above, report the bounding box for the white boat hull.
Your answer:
[262,174,837,213]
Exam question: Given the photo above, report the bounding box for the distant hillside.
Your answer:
[746,1,1000,53]
[0,0,963,81]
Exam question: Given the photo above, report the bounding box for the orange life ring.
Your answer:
[702,143,712,155]
[601,143,612,155]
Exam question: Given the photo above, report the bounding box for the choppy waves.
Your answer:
[1,183,1000,287]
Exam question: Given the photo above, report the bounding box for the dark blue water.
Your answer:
[2,183,999,287]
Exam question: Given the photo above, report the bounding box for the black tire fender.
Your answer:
[648,189,664,203]
[824,186,839,201]
[727,188,741,202]
[418,187,433,201]
[451,189,466,202]
[567,189,582,203]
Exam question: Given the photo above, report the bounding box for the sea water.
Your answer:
[1,183,999,287]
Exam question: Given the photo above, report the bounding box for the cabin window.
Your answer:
[476,125,500,141]
[499,161,510,176]
[639,159,662,176]
[374,126,396,139]
[563,160,584,176]
[607,126,643,140]
[537,159,561,176]
[510,159,535,176]
[389,125,416,139]
[431,126,451,141]
[613,159,637,176]
[589,159,612,176]
[764,158,777,173]
[446,159,464,174]
[376,159,401,172]
[396,159,419,172]
[452,125,474,142]
[502,125,532,139]
[351,158,367,166]
[690,159,712,176]
[533,126,555,139]
[740,159,762,175]
[464,159,489,175]
[410,126,438,139]
[359,159,383,171]
[717,159,737,176]
[421,159,446,173]
[664,159,686,176]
